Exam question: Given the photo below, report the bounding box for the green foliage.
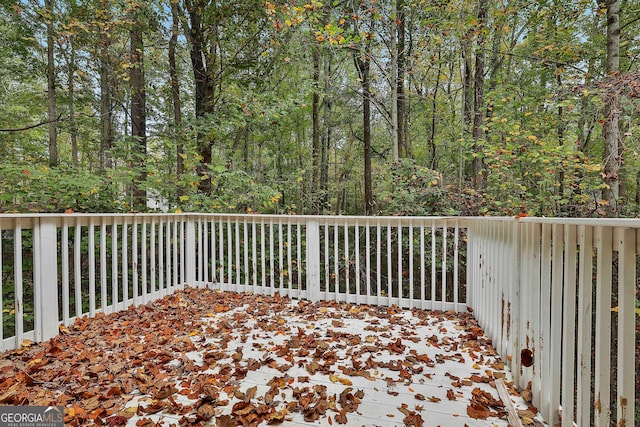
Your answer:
[377,159,457,216]
[0,164,119,212]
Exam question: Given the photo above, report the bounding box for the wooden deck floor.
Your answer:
[0,287,544,426]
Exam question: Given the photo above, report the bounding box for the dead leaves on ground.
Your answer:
[0,287,516,426]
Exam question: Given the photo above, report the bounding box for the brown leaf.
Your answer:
[197,403,215,420]
[216,415,235,427]
[467,402,490,419]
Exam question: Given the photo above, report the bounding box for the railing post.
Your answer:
[33,218,59,342]
[185,215,196,286]
[306,220,320,302]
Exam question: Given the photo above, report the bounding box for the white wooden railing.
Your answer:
[0,214,637,426]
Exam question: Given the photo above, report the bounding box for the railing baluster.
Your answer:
[344,221,349,301]
[296,220,302,297]
[453,222,459,311]
[561,225,577,427]
[420,223,425,310]
[88,220,96,316]
[252,220,258,289]
[287,221,292,292]
[61,221,70,325]
[74,219,82,317]
[260,220,266,294]
[244,218,249,288]
[122,219,129,305]
[376,221,381,304]
[430,223,436,310]
[594,226,612,426]
[539,223,552,421]
[576,225,593,426]
[397,220,402,305]
[14,220,24,346]
[132,220,139,305]
[158,217,164,295]
[150,218,156,299]
[409,222,413,308]
[365,220,371,303]
[269,219,274,294]
[101,220,108,309]
[355,220,360,303]
[616,227,636,426]
[141,219,147,302]
[387,223,392,306]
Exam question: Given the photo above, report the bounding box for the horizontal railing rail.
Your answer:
[0,213,636,426]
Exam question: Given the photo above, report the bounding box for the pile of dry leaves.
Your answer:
[0,287,538,426]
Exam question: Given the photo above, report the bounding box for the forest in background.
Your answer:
[1,0,639,217]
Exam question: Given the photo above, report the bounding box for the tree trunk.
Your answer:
[396,0,406,158]
[472,0,487,189]
[130,17,146,208]
[68,38,78,167]
[45,0,57,167]
[311,44,321,214]
[169,0,183,181]
[183,0,214,195]
[355,53,373,214]
[390,0,398,161]
[320,53,332,214]
[602,0,620,216]
[98,0,113,170]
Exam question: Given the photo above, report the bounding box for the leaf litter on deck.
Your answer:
[0,287,544,426]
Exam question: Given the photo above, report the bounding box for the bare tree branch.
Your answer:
[0,114,63,132]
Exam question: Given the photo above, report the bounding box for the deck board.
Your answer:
[0,287,544,426]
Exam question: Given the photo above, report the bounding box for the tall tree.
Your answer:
[129,3,146,207]
[471,0,487,189]
[169,0,183,181]
[602,0,621,215]
[45,0,57,166]
[353,11,374,214]
[97,0,113,169]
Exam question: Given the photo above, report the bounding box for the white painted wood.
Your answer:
[34,219,58,342]
[420,224,425,310]
[141,219,148,302]
[61,222,70,325]
[441,225,447,311]
[183,217,189,288]
[113,217,121,309]
[88,220,96,316]
[0,224,3,349]
[431,223,436,309]
[409,224,414,307]
[365,220,371,300]
[287,221,292,290]
[539,223,552,421]
[453,222,459,311]
[14,220,24,347]
[561,225,577,427]
[74,220,82,317]
[252,220,258,288]
[616,227,635,426]
[355,220,361,303]
[306,220,320,302]
[269,219,274,293]
[376,221,381,304]
[132,221,139,305]
[594,226,612,427]
[278,220,283,289]
[296,221,302,296]
[548,224,563,425]
[576,225,593,426]
[235,219,241,287]
[150,218,156,298]
[344,222,349,298]
[122,219,129,305]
